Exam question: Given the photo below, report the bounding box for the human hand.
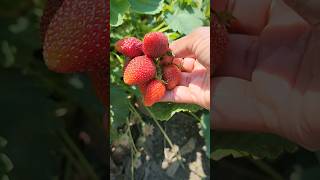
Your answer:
[212,0,320,150]
[161,27,210,109]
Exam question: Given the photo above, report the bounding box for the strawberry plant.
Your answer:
[110,0,210,178]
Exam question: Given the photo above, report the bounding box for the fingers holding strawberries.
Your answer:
[116,32,183,107]
[116,29,211,109]
[159,27,210,109]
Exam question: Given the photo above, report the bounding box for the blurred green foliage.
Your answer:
[0,0,106,179]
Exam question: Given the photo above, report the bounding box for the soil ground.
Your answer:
[110,112,210,180]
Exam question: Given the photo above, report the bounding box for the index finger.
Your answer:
[170,27,210,69]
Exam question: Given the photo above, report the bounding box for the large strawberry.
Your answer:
[162,64,181,90]
[143,79,166,107]
[123,55,156,85]
[143,32,169,58]
[212,12,229,69]
[40,0,64,42]
[43,0,109,73]
[115,37,143,58]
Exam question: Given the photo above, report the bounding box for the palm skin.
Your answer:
[161,27,210,110]
[213,0,320,150]
[160,0,320,150]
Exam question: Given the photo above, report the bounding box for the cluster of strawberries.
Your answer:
[115,32,182,106]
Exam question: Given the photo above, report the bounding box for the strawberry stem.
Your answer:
[58,130,99,180]
[155,58,163,80]
[145,107,186,169]
[126,117,139,153]
[152,21,166,32]
[166,51,173,57]
[213,10,235,27]
[158,26,169,33]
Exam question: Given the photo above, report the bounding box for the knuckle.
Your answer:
[192,27,209,36]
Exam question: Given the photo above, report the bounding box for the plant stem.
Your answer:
[128,102,143,122]
[152,21,166,32]
[59,130,99,180]
[126,117,139,153]
[145,107,185,169]
[158,26,170,33]
[145,107,174,148]
[248,158,284,180]
[189,112,201,122]
[129,104,185,169]
[62,148,83,177]
[131,149,135,180]
[127,104,140,180]
[63,156,72,180]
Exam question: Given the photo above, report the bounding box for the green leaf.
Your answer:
[1,175,9,180]
[212,131,297,160]
[0,137,7,149]
[211,149,249,161]
[0,154,13,173]
[148,103,202,121]
[110,0,130,27]
[165,8,204,34]
[0,15,40,69]
[128,0,163,14]
[110,85,129,128]
[200,112,210,157]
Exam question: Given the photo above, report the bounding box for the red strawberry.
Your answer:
[172,58,195,72]
[143,32,169,58]
[88,70,108,108]
[212,13,229,69]
[115,37,143,58]
[143,80,166,107]
[123,55,156,85]
[162,64,181,90]
[172,58,183,69]
[43,0,109,73]
[160,54,173,66]
[40,0,64,43]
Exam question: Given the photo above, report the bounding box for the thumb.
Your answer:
[170,27,210,69]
